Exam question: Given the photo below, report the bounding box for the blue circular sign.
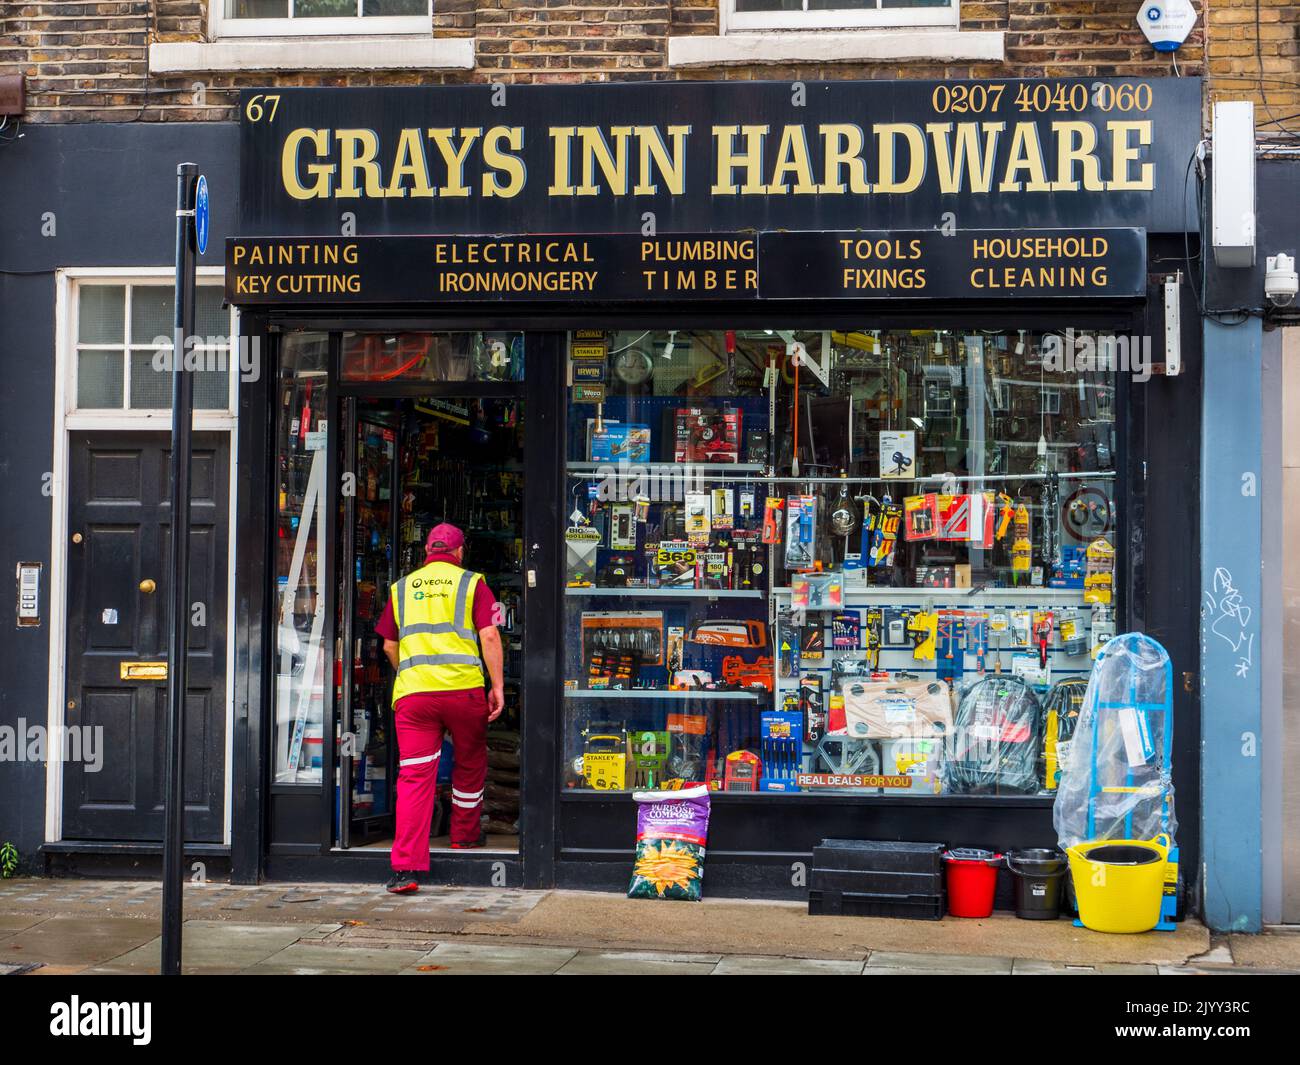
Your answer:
[195,174,209,256]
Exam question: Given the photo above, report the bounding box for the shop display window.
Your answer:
[273,332,331,784]
[561,328,1119,800]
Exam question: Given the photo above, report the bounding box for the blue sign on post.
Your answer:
[195,174,209,256]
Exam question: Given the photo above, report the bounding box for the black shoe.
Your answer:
[450,831,487,850]
[385,870,420,894]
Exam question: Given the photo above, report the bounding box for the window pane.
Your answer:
[129,351,171,408]
[363,0,424,13]
[807,0,876,8]
[77,350,125,408]
[880,0,950,6]
[295,0,357,16]
[193,364,230,410]
[78,286,125,345]
[341,331,524,383]
[734,0,804,10]
[131,286,228,345]
[274,332,331,784]
[560,328,1119,801]
[130,287,172,347]
[227,0,288,15]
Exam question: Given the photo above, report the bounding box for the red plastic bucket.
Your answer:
[943,849,1002,918]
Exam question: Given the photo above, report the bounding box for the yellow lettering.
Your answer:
[818,124,871,195]
[1107,120,1154,190]
[874,124,926,195]
[926,121,1004,194]
[1051,121,1103,193]
[998,122,1051,193]
[482,125,525,198]
[428,127,482,199]
[385,127,434,199]
[711,125,769,195]
[334,129,384,200]
[281,128,334,200]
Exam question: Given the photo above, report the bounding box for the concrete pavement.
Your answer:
[0,877,1295,975]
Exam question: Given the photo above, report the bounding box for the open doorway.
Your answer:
[337,394,525,855]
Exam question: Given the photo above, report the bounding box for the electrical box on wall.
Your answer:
[0,75,24,117]
[1211,100,1256,268]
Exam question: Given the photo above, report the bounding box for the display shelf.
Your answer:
[771,585,1092,606]
[564,688,762,701]
[565,586,765,599]
[566,461,768,478]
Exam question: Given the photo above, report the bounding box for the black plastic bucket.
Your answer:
[1007,848,1067,920]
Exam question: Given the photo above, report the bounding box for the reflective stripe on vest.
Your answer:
[390,561,485,702]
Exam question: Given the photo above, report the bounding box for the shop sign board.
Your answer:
[225,228,1145,304]
[237,79,1201,239]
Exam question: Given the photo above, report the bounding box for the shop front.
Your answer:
[226,79,1204,899]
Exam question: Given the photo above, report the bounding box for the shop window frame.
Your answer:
[545,308,1141,816]
[238,308,1150,888]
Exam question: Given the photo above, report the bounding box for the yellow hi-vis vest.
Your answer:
[389,561,485,702]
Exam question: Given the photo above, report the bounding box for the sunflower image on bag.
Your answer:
[627,786,711,901]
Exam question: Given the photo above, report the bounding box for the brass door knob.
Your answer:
[72,532,83,544]
[139,579,157,594]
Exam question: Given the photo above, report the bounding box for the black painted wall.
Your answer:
[0,122,238,867]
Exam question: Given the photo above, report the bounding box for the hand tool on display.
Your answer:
[1034,611,1055,669]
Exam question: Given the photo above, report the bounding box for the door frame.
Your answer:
[45,267,239,846]
[330,350,535,854]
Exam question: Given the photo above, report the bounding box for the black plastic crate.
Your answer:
[810,866,944,897]
[808,889,944,921]
[812,839,946,875]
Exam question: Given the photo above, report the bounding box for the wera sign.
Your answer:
[224,228,1145,304]
[237,79,1200,237]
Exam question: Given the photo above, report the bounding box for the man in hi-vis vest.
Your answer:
[374,523,504,893]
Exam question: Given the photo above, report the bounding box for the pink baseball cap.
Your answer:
[425,523,465,556]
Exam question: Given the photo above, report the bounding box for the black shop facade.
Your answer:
[220,78,1204,896]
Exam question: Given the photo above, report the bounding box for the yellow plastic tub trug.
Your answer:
[1067,836,1169,934]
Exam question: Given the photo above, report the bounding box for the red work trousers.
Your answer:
[390,687,487,870]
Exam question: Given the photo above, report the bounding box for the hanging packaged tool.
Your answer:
[864,608,883,671]
[1033,611,1055,669]
[1083,537,1115,604]
[784,494,817,570]
[1089,604,1116,658]
[908,610,938,662]
[1042,473,1061,574]
[995,492,1015,540]
[1011,502,1033,573]
[1059,609,1088,657]
[869,497,902,567]
[903,493,939,541]
[762,497,784,544]
[684,492,711,544]
[711,488,734,531]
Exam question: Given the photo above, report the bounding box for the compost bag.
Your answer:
[627,785,710,901]
[1053,633,1177,851]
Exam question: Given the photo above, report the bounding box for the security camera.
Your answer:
[1265,253,1298,307]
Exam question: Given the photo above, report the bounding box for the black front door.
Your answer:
[62,431,229,842]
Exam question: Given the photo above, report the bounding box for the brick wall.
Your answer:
[1206,0,1300,131]
[6,1,1286,125]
